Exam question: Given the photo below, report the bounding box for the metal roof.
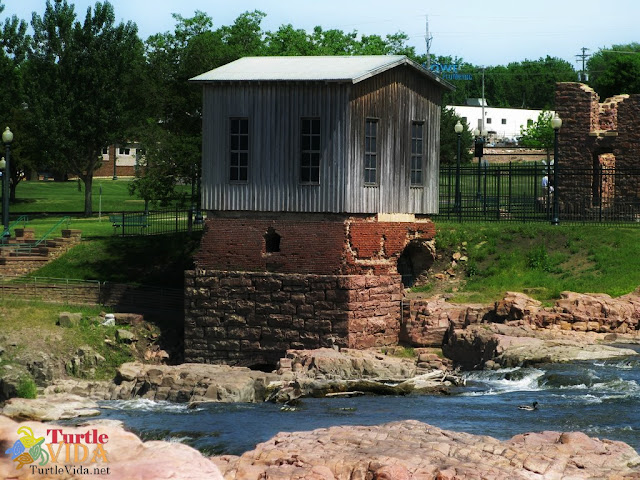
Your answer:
[189,55,453,90]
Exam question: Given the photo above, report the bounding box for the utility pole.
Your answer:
[425,15,433,69]
[576,47,590,82]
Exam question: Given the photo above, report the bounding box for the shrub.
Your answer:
[16,375,37,399]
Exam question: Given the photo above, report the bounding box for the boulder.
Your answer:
[494,291,542,321]
[1,393,100,421]
[213,420,640,479]
[444,323,638,369]
[402,297,491,347]
[112,362,278,403]
[116,328,136,343]
[58,311,82,327]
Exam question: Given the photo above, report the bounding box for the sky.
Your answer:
[2,0,639,68]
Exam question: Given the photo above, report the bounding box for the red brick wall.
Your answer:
[195,213,436,276]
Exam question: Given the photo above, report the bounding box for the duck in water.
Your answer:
[518,401,539,411]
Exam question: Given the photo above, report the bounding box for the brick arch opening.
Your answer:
[397,240,435,288]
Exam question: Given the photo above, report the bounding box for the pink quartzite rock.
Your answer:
[213,420,640,480]
[0,415,223,480]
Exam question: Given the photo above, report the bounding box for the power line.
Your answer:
[576,47,590,81]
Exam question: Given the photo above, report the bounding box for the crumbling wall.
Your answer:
[555,83,640,214]
[194,212,435,276]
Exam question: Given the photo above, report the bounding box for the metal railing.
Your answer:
[0,216,71,255]
[109,208,205,236]
[0,275,183,313]
[438,163,640,224]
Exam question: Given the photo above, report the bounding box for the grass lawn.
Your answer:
[12,178,192,214]
[418,221,640,304]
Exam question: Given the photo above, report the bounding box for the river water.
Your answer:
[93,347,640,455]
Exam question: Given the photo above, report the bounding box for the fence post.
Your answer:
[188,208,193,234]
[121,212,125,237]
[175,206,179,233]
[496,167,501,220]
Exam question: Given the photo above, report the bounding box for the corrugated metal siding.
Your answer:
[201,82,349,213]
[200,65,443,215]
[347,66,442,214]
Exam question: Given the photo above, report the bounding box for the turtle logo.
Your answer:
[4,426,50,469]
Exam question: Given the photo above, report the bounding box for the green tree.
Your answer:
[588,44,640,99]
[519,110,554,161]
[25,0,145,215]
[0,3,31,200]
[440,106,473,165]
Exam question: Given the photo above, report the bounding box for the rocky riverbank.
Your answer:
[2,415,638,479]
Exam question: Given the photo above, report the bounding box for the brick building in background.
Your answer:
[93,143,144,178]
[185,56,452,367]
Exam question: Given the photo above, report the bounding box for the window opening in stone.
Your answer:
[397,240,435,288]
[264,227,281,253]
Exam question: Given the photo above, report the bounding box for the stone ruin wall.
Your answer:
[184,213,435,366]
[555,83,640,213]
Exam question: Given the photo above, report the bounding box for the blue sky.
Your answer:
[3,0,639,67]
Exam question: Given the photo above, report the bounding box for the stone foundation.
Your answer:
[184,270,403,366]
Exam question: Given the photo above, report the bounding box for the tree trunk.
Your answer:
[83,174,93,216]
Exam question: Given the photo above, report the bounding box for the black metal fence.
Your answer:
[109,208,205,236]
[0,275,183,314]
[438,163,640,224]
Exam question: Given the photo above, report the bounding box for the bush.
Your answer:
[16,375,37,399]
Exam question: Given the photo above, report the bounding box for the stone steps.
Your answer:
[0,228,82,277]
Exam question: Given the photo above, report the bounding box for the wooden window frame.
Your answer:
[300,117,321,185]
[410,121,424,186]
[364,118,379,186]
[229,117,249,183]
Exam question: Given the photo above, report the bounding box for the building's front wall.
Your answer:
[347,65,443,214]
[450,105,544,142]
[201,82,350,213]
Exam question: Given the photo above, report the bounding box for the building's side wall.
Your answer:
[347,65,443,214]
[184,271,402,365]
[200,82,350,213]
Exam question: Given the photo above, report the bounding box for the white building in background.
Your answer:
[447,105,550,144]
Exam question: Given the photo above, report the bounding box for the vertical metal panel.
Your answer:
[201,82,349,213]
[347,66,442,214]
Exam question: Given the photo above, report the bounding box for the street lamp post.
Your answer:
[2,127,13,241]
[454,121,463,214]
[474,128,487,200]
[551,113,562,225]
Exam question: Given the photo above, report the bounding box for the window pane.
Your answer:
[311,136,320,151]
[230,118,249,181]
[310,167,320,182]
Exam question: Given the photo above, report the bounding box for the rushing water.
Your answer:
[92,348,640,456]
